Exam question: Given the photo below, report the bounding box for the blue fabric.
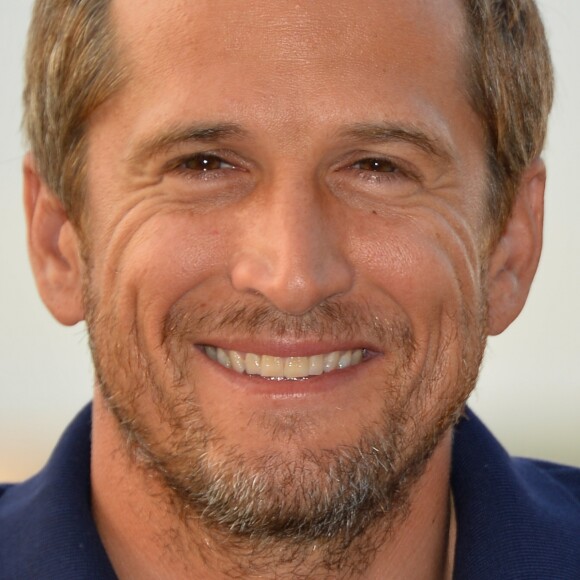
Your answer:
[451,410,580,579]
[1,405,579,578]
[0,406,115,579]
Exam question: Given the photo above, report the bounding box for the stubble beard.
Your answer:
[86,289,486,577]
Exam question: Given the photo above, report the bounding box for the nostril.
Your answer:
[229,251,273,293]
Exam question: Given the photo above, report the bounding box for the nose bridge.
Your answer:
[229,173,353,314]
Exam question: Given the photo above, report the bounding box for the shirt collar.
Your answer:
[0,405,116,579]
[452,408,580,579]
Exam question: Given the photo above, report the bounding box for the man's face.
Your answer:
[82,0,489,549]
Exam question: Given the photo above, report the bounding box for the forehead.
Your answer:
[112,0,466,55]
[109,0,469,116]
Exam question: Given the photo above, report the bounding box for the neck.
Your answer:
[91,393,456,579]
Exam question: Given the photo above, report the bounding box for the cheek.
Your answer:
[352,215,487,413]
[95,212,230,337]
[354,213,484,331]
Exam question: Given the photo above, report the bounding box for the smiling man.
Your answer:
[1,0,579,578]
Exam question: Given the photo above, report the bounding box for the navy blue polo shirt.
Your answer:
[1,405,579,579]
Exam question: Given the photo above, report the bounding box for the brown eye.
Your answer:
[182,154,233,171]
[353,158,397,173]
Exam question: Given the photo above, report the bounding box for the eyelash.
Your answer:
[349,157,407,183]
[174,153,236,175]
[171,152,417,185]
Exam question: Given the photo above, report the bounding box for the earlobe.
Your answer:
[24,154,85,326]
[486,158,545,336]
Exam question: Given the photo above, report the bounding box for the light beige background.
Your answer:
[1,2,579,482]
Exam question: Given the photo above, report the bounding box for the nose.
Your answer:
[229,178,354,315]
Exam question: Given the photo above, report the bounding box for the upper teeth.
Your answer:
[203,346,365,380]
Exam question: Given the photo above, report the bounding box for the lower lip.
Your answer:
[197,348,378,398]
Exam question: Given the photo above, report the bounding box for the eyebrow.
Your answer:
[128,123,248,165]
[339,122,455,165]
[128,120,454,167]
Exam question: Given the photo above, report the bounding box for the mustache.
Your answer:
[163,298,415,350]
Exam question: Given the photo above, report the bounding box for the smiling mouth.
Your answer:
[201,346,367,380]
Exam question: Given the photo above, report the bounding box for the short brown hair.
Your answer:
[23,0,553,230]
[464,0,554,234]
[23,0,122,225]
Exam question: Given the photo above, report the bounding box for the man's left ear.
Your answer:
[486,158,546,336]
